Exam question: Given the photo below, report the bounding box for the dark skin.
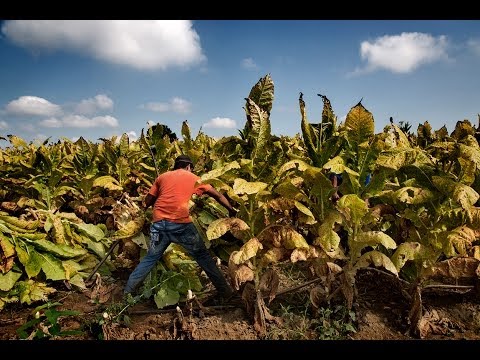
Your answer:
[143,163,237,217]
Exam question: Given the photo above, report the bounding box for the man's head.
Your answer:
[173,155,194,170]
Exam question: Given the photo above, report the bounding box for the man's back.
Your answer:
[150,169,211,223]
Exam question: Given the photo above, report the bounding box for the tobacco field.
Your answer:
[1,74,480,341]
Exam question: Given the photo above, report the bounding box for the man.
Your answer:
[124,155,237,301]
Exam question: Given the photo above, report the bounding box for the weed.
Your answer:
[312,304,357,340]
[16,301,84,340]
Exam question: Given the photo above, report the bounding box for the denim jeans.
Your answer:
[124,220,231,295]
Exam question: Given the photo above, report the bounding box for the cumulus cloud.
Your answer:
[33,134,48,143]
[40,115,119,128]
[1,20,206,71]
[20,123,35,132]
[6,96,62,116]
[203,117,236,129]
[241,57,258,70]
[351,32,449,75]
[141,97,191,114]
[467,38,480,56]
[115,131,138,142]
[75,94,114,115]
[0,120,8,130]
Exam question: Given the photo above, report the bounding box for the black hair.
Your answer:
[173,155,193,170]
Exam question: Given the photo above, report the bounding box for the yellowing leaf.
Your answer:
[200,161,241,181]
[18,279,56,305]
[206,218,250,241]
[233,178,268,195]
[228,256,255,290]
[351,231,397,260]
[294,201,316,225]
[446,226,477,256]
[259,247,288,267]
[291,245,321,263]
[258,225,309,250]
[391,242,423,271]
[277,159,311,177]
[93,175,123,191]
[337,194,369,224]
[353,250,398,276]
[231,238,263,265]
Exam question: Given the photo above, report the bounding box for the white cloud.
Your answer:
[40,115,119,128]
[241,57,258,70]
[116,131,138,142]
[203,117,236,129]
[20,123,35,132]
[0,121,8,130]
[467,38,480,56]
[75,94,114,115]
[141,97,191,114]
[170,97,191,114]
[352,32,449,75]
[2,20,206,71]
[6,96,62,116]
[40,118,63,128]
[33,134,48,144]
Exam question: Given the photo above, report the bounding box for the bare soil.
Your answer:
[2,267,480,345]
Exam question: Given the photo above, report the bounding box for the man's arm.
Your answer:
[204,187,237,217]
[143,193,156,208]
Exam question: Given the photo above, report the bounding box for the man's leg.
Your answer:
[124,221,170,294]
[174,223,233,296]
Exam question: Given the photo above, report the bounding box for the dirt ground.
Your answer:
[2,267,480,346]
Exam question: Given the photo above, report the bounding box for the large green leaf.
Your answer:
[16,244,42,278]
[154,283,181,309]
[25,239,87,259]
[0,269,22,291]
[39,253,66,281]
[116,157,130,186]
[71,223,105,241]
[299,93,320,167]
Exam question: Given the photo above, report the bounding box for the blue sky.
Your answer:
[0,20,479,144]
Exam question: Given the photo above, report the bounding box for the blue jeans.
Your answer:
[124,220,231,295]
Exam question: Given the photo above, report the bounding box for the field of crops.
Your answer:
[1,74,480,340]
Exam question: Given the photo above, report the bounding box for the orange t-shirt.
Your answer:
[148,169,212,223]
